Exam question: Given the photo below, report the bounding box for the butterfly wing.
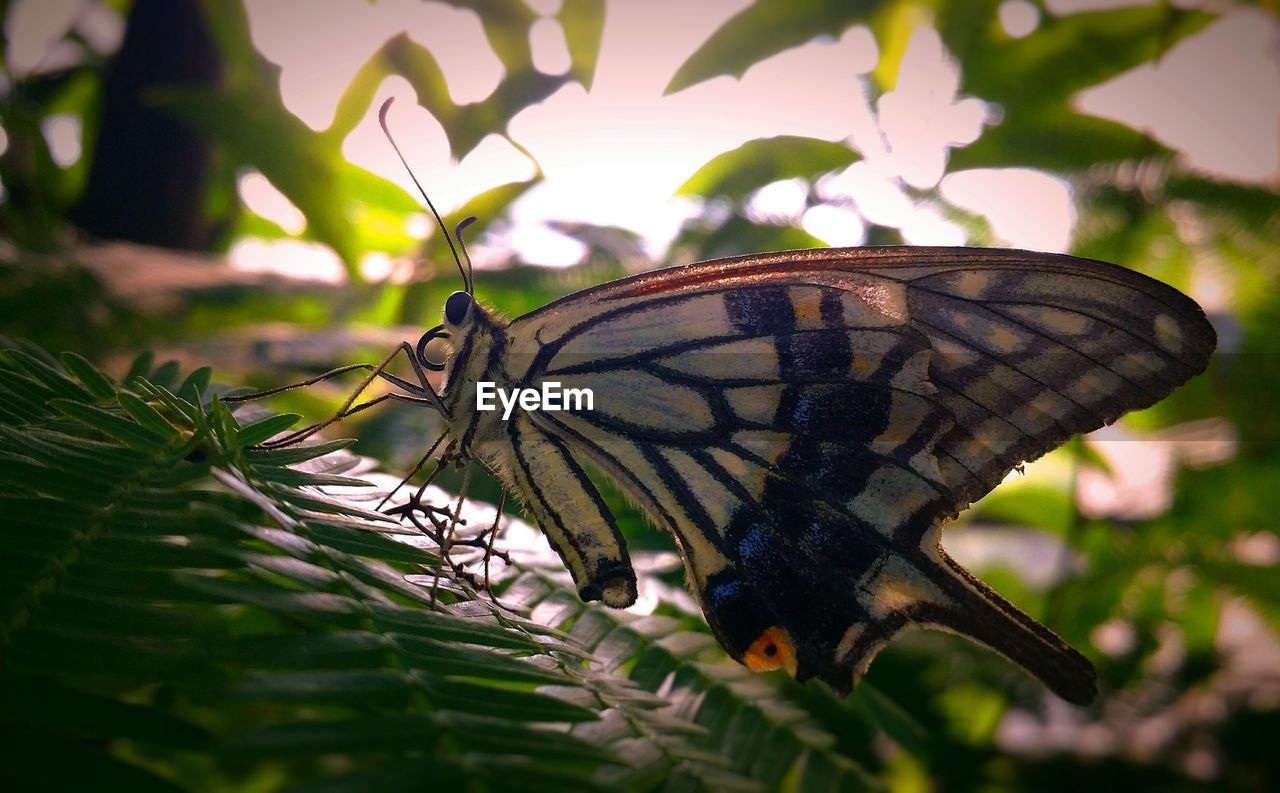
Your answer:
[497,246,1215,703]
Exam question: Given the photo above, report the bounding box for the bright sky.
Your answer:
[6,0,1279,276]
[237,0,1279,276]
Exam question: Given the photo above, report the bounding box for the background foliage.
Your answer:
[1,1,1277,791]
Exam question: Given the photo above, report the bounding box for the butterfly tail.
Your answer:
[926,550,1098,705]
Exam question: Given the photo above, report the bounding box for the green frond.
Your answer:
[0,343,880,791]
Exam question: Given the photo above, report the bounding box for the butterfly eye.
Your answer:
[444,290,473,326]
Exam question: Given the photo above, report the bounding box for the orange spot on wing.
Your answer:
[792,289,823,326]
[743,626,798,676]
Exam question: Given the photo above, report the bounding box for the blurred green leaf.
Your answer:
[940,3,1215,173]
[442,0,539,74]
[2,346,826,790]
[665,0,880,94]
[673,215,828,262]
[677,135,860,202]
[154,86,361,273]
[1164,174,1280,237]
[559,0,607,90]
[949,111,1172,172]
[59,351,117,400]
[939,3,1215,116]
[332,31,563,161]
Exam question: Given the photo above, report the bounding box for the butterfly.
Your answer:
[235,100,1216,706]
[415,244,1215,706]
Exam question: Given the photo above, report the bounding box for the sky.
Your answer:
[5,0,1279,276]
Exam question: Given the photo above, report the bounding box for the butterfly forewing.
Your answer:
[479,247,1214,704]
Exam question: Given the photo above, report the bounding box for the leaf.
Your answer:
[1199,559,1280,635]
[677,135,860,202]
[0,344,888,788]
[437,711,618,763]
[228,669,416,707]
[424,177,541,275]
[559,0,607,90]
[48,399,171,451]
[413,672,600,723]
[331,32,562,161]
[182,1,362,273]
[368,602,563,653]
[665,0,880,94]
[4,349,94,401]
[672,215,828,262]
[0,725,186,793]
[0,369,59,413]
[867,0,930,92]
[147,360,182,390]
[938,3,1216,116]
[853,682,931,757]
[948,109,1172,172]
[123,351,156,384]
[390,632,571,685]
[0,676,210,749]
[175,574,365,623]
[117,392,184,438]
[178,366,212,401]
[221,631,391,669]
[938,3,1216,174]
[304,524,438,565]
[131,379,199,423]
[58,352,116,400]
[282,760,475,793]
[4,626,199,679]
[244,438,358,466]
[329,32,447,143]
[221,714,438,756]
[444,0,539,72]
[235,412,303,447]
[252,465,373,489]
[157,86,360,274]
[1164,174,1280,237]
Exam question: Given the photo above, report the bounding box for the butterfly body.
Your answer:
[430,246,1216,705]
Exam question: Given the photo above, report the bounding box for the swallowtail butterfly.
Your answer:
[419,245,1214,706]
[242,101,1217,706]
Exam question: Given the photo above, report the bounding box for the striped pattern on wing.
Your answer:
[503,247,1215,701]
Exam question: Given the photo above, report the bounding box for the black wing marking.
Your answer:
[502,247,1215,701]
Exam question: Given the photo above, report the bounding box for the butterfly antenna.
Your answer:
[378,97,470,294]
[455,215,478,294]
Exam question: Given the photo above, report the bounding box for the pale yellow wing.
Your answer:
[496,246,1214,703]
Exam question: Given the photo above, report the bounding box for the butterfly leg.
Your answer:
[376,431,451,511]
[423,464,471,606]
[481,490,508,602]
[225,341,447,450]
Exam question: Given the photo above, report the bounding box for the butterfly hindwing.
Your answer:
[486,247,1215,702]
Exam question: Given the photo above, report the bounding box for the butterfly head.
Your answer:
[415,289,482,374]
